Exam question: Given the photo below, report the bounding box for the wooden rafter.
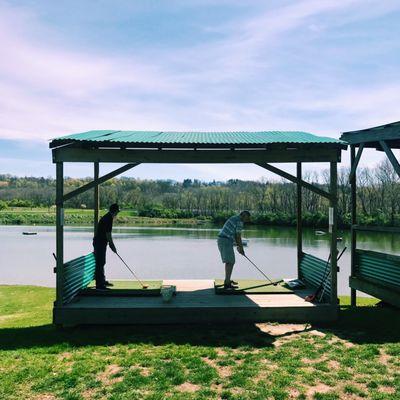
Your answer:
[380,140,400,179]
[62,163,139,203]
[256,163,331,200]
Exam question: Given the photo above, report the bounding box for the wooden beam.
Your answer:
[380,140,400,179]
[94,162,99,233]
[63,163,139,203]
[349,143,364,182]
[341,125,400,144]
[329,162,338,306]
[350,145,357,307]
[349,276,400,308]
[256,163,332,200]
[296,163,302,279]
[53,147,342,164]
[55,162,64,307]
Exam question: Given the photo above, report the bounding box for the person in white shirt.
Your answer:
[217,210,251,289]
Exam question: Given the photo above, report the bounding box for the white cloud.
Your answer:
[0,0,399,179]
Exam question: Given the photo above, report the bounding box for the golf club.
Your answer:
[243,254,282,286]
[305,246,347,302]
[116,253,148,289]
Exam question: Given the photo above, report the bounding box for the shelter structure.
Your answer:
[341,121,400,307]
[50,130,346,326]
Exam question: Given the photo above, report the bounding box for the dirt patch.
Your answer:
[306,383,332,397]
[176,382,200,393]
[32,395,56,400]
[202,357,232,378]
[378,386,395,394]
[59,352,72,360]
[288,387,302,398]
[379,351,391,366]
[327,360,340,370]
[97,364,123,385]
[308,329,326,338]
[81,389,97,399]
[256,323,309,336]
[301,355,327,365]
[216,348,227,356]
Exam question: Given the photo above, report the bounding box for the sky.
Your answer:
[0,0,400,181]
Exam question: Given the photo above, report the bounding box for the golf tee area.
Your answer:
[1,285,399,400]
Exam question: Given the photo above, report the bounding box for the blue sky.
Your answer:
[1,0,400,180]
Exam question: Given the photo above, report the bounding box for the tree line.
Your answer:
[0,158,399,227]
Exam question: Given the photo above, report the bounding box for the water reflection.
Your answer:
[0,225,398,296]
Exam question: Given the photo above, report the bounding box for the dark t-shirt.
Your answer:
[94,212,113,244]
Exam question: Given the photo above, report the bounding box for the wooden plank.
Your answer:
[94,162,99,233]
[330,162,338,306]
[349,143,364,181]
[53,147,342,164]
[349,276,400,308]
[63,163,139,202]
[380,140,400,179]
[297,162,302,279]
[54,305,338,326]
[55,162,64,307]
[257,163,332,200]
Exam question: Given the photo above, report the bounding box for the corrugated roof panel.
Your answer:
[52,130,345,146]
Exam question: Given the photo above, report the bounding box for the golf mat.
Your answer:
[81,280,163,296]
[214,279,294,295]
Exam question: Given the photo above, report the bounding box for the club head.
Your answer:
[142,285,149,289]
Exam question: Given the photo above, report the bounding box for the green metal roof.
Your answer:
[50,130,345,148]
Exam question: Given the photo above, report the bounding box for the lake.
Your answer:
[1,224,399,296]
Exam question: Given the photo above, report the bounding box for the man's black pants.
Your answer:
[93,240,107,288]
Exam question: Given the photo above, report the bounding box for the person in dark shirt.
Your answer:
[93,203,120,289]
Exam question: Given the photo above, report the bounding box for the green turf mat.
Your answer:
[81,280,163,296]
[214,279,293,294]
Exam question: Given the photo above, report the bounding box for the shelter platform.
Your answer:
[53,280,338,326]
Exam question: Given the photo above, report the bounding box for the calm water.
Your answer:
[1,225,399,296]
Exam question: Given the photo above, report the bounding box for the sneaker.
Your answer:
[96,286,110,291]
[105,281,114,287]
[230,280,238,285]
[223,283,238,290]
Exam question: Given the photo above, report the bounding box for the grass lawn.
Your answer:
[0,207,205,226]
[0,286,399,400]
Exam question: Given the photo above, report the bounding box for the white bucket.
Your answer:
[161,285,175,303]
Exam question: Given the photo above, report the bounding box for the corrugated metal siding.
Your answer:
[299,253,331,302]
[355,249,400,290]
[62,253,96,305]
[52,130,345,146]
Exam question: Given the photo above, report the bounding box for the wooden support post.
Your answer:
[297,163,302,278]
[330,162,338,307]
[94,162,99,234]
[56,162,64,306]
[350,145,357,306]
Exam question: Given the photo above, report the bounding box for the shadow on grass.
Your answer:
[0,306,399,351]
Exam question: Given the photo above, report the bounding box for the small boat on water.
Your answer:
[22,232,37,235]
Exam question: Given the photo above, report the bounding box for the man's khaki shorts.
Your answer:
[217,237,235,265]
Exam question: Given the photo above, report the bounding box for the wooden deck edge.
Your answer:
[349,276,400,308]
[53,305,338,326]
